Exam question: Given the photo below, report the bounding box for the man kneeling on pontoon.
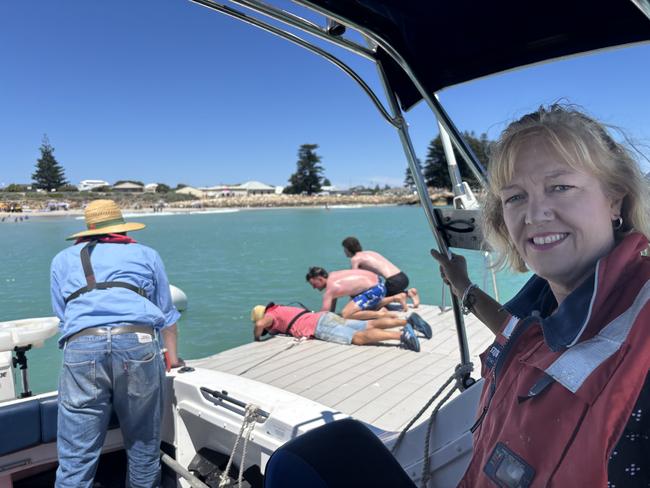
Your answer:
[251,303,432,352]
[306,266,406,320]
[342,236,420,310]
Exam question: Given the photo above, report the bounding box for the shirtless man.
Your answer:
[306,267,406,320]
[342,236,420,310]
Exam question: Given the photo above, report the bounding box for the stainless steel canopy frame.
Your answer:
[189,0,494,387]
[190,0,650,388]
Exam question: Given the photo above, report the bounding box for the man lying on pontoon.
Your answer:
[305,266,406,320]
[251,303,432,352]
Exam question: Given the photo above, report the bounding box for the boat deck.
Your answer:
[189,305,494,432]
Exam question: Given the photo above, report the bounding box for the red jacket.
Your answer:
[460,233,650,487]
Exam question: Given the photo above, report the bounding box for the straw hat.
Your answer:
[251,305,266,323]
[67,199,145,240]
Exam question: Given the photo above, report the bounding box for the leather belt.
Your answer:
[68,324,155,342]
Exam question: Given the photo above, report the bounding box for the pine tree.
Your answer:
[422,132,491,189]
[284,144,325,195]
[423,136,450,188]
[32,135,67,191]
[403,159,423,187]
[156,183,171,193]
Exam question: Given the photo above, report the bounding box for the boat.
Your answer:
[1,1,649,487]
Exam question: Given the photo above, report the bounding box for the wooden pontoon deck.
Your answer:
[189,305,494,432]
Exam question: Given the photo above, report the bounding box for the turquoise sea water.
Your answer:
[0,206,529,395]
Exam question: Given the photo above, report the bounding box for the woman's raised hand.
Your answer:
[430,249,472,298]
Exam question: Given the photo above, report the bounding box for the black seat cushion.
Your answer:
[264,418,416,488]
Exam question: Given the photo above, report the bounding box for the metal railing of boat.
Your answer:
[161,452,210,488]
[189,0,497,388]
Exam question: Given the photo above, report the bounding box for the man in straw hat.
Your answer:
[50,199,182,488]
[251,303,432,351]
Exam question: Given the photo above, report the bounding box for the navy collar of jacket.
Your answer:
[503,232,648,350]
[504,232,648,351]
[504,270,597,352]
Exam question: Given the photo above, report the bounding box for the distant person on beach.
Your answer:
[50,199,183,488]
[342,236,420,310]
[306,266,406,319]
[251,303,432,352]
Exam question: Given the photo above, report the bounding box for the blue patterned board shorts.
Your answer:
[351,279,387,310]
[314,312,367,344]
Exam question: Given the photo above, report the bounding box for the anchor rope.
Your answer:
[389,363,474,487]
[419,373,467,488]
[238,409,257,487]
[218,403,260,488]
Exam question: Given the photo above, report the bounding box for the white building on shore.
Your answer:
[200,185,248,198]
[112,182,144,193]
[77,180,109,192]
[237,181,276,196]
[175,186,204,198]
[177,181,278,198]
[319,185,338,195]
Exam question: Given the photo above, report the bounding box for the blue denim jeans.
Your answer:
[314,312,367,344]
[55,330,165,488]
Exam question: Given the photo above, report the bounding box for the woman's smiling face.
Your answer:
[501,141,622,301]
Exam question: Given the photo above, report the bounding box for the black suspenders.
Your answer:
[64,241,148,304]
[283,301,312,335]
[285,310,310,335]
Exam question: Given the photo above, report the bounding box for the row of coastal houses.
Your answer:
[78,179,339,197]
[77,180,162,192]
[176,181,280,198]
[176,181,283,198]
[177,181,339,198]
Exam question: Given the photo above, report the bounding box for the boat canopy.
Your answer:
[305,0,650,110]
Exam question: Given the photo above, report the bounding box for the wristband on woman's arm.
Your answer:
[461,283,478,315]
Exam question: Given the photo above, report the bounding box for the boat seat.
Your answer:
[39,395,60,444]
[0,395,120,457]
[264,418,416,488]
[0,399,41,456]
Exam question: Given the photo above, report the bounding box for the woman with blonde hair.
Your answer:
[432,104,650,487]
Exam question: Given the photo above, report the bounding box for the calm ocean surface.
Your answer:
[0,205,529,395]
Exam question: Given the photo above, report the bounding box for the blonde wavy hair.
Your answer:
[483,104,650,272]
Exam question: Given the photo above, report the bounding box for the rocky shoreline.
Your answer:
[170,192,453,209]
[1,191,456,218]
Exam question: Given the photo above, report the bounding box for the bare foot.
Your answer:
[408,288,420,308]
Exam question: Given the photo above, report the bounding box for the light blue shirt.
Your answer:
[50,242,181,347]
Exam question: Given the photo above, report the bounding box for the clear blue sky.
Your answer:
[1,1,649,189]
